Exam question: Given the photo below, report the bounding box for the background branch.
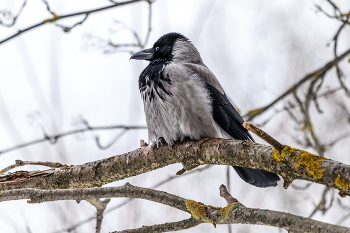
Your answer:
[244,47,350,121]
[0,0,152,45]
[0,124,146,156]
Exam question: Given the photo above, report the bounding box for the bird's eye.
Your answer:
[155,47,160,52]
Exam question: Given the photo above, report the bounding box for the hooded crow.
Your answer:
[130,32,280,188]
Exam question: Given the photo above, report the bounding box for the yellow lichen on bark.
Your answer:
[272,145,328,179]
[335,174,350,189]
[185,200,208,221]
[292,152,325,179]
[218,202,236,222]
[185,199,236,224]
[272,145,295,161]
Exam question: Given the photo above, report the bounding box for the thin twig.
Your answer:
[87,0,153,53]
[219,184,238,204]
[0,160,67,175]
[0,0,148,45]
[41,0,55,15]
[86,199,111,233]
[255,87,342,127]
[244,47,350,120]
[55,14,89,33]
[0,0,27,27]
[308,187,334,218]
[0,125,146,156]
[291,183,313,190]
[242,122,284,152]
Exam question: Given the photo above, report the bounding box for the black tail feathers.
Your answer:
[232,166,280,188]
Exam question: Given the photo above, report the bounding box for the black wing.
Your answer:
[206,82,280,188]
[205,83,254,141]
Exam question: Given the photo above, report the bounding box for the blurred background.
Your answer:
[0,0,349,232]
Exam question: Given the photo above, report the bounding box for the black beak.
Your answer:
[130,48,154,60]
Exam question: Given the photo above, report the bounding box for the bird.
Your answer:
[130,32,280,188]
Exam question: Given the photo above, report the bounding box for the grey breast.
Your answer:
[143,63,224,145]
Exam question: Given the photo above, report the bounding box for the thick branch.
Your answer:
[0,183,348,233]
[0,139,350,196]
[112,218,201,233]
[51,166,211,233]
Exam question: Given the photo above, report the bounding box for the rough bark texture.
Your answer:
[0,183,348,233]
[225,205,350,233]
[112,218,202,233]
[0,139,349,196]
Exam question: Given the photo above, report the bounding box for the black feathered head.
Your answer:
[130,32,202,64]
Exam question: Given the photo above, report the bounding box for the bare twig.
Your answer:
[0,0,27,27]
[55,14,89,33]
[87,199,111,233]
[315,1,350,25]
[337,199,350,224]
[243,122,284,152]
[41,0,55,15]
[0,0,150,45]
[308,187,334,218]
[255,87,342,127]
[219,184,238,204]
[0,124,146,156]
[244,47,350,121]
[0,160,67,175]
[86,0,153,54]
[142,1,153,48]
[291,183,313,190]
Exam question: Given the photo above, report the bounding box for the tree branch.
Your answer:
[112,218,201,233]
[0,0,151,45]
[0,183,348,233]
[52,165,211,233]
[0,0,27,27]
[244,47,350,120]
[0,124,146,156]
[86,198,111,233]
[0,139,350,196]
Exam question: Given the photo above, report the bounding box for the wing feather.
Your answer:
[184,63,279,187]
[205,82,254,141]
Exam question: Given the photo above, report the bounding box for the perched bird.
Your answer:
[130,32,280,188]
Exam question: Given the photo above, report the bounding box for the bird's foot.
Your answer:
[156,137,166,147]
[141,137,167,154]
[140,139,148,148]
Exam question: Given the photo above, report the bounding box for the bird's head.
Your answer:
[130,32,202,64]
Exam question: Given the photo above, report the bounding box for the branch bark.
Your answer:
[0,183,348,233]
[0,138,350,196]
[0,0,151,45]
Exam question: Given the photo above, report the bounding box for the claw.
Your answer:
[140,140,148,148]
